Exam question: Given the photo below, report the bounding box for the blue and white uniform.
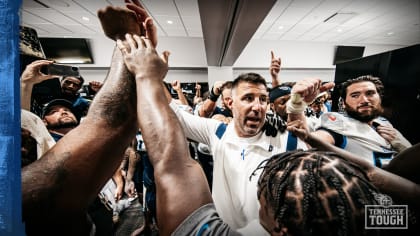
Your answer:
[318,112,411,167]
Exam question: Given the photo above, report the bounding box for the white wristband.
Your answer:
[286,93,307,114]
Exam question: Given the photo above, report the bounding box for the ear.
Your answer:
[227,97,233,110]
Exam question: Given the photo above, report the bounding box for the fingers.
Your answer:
[271,50,275,60]
[116,39,128,55]
[144,17,158,47]
[161,50,170,64]
[320,82,335,92]
[126,33,138,50]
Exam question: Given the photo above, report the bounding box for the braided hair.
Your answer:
[255,149,383,236]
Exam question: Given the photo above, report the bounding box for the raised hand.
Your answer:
[116,34,168,81]
[125,0,158,47]
[88,81,103,93]
[97,6,141,41]
[21,60,57,85]
[212,81,226,96]
[290,78,335,105]
[172,80,182,92]
[270,51,281,79]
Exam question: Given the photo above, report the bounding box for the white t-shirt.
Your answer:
[170,100,307,235]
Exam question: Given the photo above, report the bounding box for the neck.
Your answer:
[49,127,73,136]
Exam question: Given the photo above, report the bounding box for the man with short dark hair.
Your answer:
[59,75,90,117]
[269,85,291,120]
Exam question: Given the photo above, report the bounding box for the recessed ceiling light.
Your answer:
[278,26,284,30]
[387,32,394,35]
[82,16,90,21]
[337,28,343,32]
[167,20,173,24]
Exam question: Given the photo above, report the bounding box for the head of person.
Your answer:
[269,86,291,119]
[229,73,268,137]
[309,99,324,117]
[256,150,383,236]
[42,99,79,130]
[340,75,384,123]
[220,81,233,111]
[60,75,84,97]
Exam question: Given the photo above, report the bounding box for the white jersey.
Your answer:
[170,101,307,235]
[319,112,411,167]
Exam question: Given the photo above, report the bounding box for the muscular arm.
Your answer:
[119,34,212,235]
[22,46,137,217]
[22,5,142,226]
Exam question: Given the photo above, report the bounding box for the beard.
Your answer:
[46,119,78,130]
[345,102,383,123]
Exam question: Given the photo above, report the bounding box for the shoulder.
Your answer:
[319,112,347,130]
[173,203,240,236]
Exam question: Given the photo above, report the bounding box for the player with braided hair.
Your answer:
[256,150,383,236]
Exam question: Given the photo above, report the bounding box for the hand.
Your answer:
[286,120,309,141]
[117,34,169,81]
[291,78,335,104]
[97,5,141,41]
[195,83,201,90]
[124,179,137,198]
[270,51,281,80]
[20,60,57,85]
[171,80,181,91]
[89,81,103,93]
[125,0,158,47]
[212,81,226,96]
[376,124,397,144]
[115,183,124,202]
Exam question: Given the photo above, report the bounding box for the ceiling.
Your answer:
[21,0,420,66]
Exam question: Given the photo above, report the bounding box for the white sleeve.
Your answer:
[170,100,222,146]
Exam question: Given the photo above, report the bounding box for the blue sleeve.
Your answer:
[317,127,347,148]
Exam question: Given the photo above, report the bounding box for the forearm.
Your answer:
[305,133,420,209]
[126,148,139,181]
[271,75,280,88]
[198,99,217,117]
[176,89,189,106]
[136,79,189,166]
[21,81,34,111]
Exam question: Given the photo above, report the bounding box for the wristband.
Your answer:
[209,86,220,102]
[286,93,307,114]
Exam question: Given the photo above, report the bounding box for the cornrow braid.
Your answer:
[256,149,384,236]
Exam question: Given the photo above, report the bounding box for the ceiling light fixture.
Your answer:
[337,28,343,32]
[387,32,394,36]
[167,20,173,24]
[278,26,284,30]
[82,16,90,21]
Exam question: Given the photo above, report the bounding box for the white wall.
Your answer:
[234,39,406,68]
[77,35,407,86]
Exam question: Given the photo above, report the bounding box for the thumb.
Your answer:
[320,82,335,92]
[161,50,170,64]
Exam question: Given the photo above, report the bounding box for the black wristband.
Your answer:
[209,87,220,102]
